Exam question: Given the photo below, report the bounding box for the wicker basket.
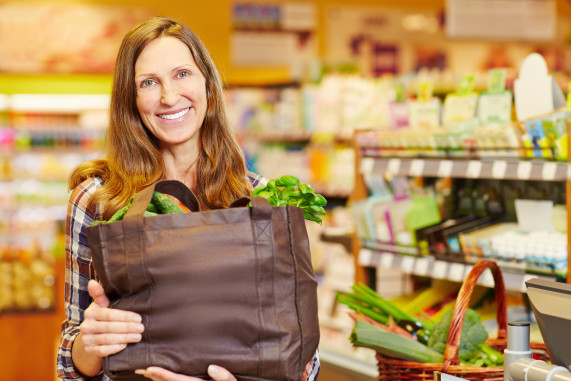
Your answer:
[376,260,548,381]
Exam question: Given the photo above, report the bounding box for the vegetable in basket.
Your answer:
[90,191,187,225]
[337,282,433,332]
[339,282,503,367]
[252,175,327,224]
[427,307,504,367]
[350,320,444,363]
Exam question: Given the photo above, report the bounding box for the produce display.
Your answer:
[338,282,504,366]
[252,175,327,224]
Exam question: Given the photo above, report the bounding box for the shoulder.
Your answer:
[69,177,104,218]
[246,171,268,188]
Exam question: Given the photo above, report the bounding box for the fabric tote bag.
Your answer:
[86,180,320,381]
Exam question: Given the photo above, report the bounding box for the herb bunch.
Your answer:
[252,175,327,224]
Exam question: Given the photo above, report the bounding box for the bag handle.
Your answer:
[441,260,507,371]
[230,196,273,220]
[124,180,200,221]
[120,180,199,296]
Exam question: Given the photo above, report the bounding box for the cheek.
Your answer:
[136,96,153,116]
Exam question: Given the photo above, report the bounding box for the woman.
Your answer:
[56,17,320,381]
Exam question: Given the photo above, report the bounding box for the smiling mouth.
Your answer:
[158,108,190,120]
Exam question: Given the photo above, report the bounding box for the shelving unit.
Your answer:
[350,128,571,290]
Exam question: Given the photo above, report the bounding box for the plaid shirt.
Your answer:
[57,174,320,380]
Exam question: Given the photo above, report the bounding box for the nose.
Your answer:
[160,82,180,106]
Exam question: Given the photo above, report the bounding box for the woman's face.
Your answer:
[135,36,207,148]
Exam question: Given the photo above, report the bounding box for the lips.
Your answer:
[158,108,190,120]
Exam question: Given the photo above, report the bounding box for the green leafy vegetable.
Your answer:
[427,308,503,366]
[90,191,186,226]
[252,175,327,224]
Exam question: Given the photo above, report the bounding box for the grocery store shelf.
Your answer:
[360,157,571,182]
[358,248,559,292]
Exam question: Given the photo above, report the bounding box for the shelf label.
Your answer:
[409,159,425,177]
[542,162,557,181]
[387,158,401,175]
[360,158,375,175]
[433,261,449,279]
[414,257,430,276]
[401,256,415,273]
[517,161,532,180]
[358,249,373,266]
[448,263,466,282]
[437,160,453,177]
[380,253,394,269]
[492,160,507,179]
[466,160,482,178]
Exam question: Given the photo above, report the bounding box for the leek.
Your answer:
[350,320,444,363]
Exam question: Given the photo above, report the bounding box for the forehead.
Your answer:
[135,36,196,72]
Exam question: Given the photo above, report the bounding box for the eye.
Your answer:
[140,79,156,88]
[177,70,190,79]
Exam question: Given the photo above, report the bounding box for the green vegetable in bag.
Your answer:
[90,191,186,226]
[252,175,327,224]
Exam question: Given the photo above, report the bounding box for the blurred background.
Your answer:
[2,0,571,380]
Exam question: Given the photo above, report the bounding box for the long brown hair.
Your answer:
[69,17,252,219]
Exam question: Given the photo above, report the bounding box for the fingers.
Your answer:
[80,280,144,358]
[84,302,142,324]
[134,365,237,381]
[135,367,195,380]
[207,365,237,381]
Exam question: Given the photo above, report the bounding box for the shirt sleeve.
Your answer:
[57,178,103,381]
[302,349,321,381]
[246,171,269,188]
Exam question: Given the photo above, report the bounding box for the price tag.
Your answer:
[437,160,453,177]
[517,161,532,180]
[492,161,507,179]
[360,158,375,175]
[380,253,394,269]
[401,256,415,273]
[414,257,430,276]
[409,159,425,177]
[357,249,373,266]
[542,162,557,181]
[448,263,466,282]
[466,160,482,178]
[433,261,448,279]
[387,159,401,175]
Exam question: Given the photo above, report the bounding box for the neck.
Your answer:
[160,143,200,192]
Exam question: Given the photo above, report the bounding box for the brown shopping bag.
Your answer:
[87,180,320,381]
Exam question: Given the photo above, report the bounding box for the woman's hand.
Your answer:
[135,365,237,381]
[79,280,145,357]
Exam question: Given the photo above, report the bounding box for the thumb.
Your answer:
[87,280,109,308]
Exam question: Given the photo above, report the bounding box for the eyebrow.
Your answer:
[135,64,195,80]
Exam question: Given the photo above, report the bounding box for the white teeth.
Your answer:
[159,108,189,120]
